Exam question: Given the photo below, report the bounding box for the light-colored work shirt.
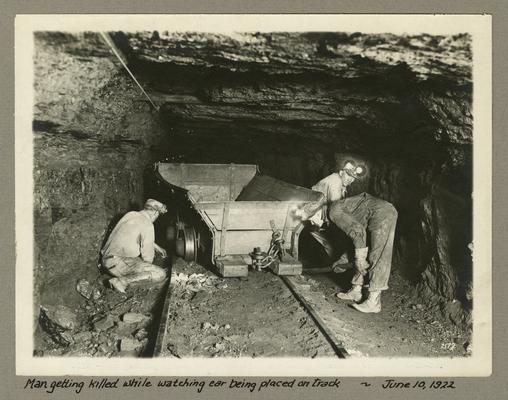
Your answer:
[101,211,155,263]
[309,172,347,226]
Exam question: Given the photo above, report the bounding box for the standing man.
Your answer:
[328,193,398,313]
[295,161,397,313]
[101,199,168,293]
[300,160,366,268]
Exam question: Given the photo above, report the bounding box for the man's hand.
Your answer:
[293,208,307,220]
[332,252,351,273]
[154,244,168,259]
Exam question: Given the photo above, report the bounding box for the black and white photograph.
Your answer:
[15,14,491,376]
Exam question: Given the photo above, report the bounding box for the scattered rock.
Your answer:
[39,305,78,345]
[73,331,92,342]
[115,321,137,336]
[135,328,148,340]
[99,343,116,354]
[122,312,150,325]
[214,342,226,351]
[216,282,228,289]
[97,332,109,344]
[76,279,92,299]
[224,324,231,330]
[60,331,75,344]
[40,305,77,331]
[120,337,142,352]
[92,287,103,300]
[172,272,218,294]
[94,316,116,331]
[201,321,222,331]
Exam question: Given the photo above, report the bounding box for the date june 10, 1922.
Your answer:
[382,379,456,390]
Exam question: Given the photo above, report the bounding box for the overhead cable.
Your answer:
[100,32,159,111]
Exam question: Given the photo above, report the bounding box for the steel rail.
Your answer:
[152,278,173,357]
[153,271,349,358]
[280,275,349,358]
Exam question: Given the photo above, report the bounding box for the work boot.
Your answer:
[352,291,381,313]
[109,277,127,293]
[336,284,362,302]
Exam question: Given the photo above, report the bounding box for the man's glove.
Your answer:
[354,247,370,275]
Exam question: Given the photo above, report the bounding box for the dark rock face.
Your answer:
[33,32,164,310]
[33,31,473,328]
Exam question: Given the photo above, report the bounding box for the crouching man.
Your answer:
[101,199,168,293]
[328,193,398,313]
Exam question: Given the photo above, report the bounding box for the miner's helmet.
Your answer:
[342,160,367,179]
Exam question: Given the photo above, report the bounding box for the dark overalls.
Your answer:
[328,193,398,291]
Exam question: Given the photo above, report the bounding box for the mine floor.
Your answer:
[160,259,470,358]
[35,258,470,358]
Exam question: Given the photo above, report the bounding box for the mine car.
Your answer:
[149,163,323,277]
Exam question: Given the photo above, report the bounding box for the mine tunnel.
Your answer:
[33,31,473,358]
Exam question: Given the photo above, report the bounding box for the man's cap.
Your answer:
[342,160,367,179]
[144,198,167,214]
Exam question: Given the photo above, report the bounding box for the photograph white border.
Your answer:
[15,14,492,376]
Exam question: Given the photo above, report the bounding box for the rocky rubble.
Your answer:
[35,276,166,357]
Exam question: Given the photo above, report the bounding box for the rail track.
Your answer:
[153,268,349,359]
